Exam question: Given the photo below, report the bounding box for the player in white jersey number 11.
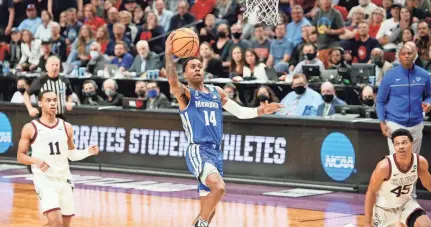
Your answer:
[17,90,99,227]
[365,129,431,227]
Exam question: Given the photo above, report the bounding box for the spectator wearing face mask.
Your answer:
[10,77,37,104]
[249,85,279,109]
[212,23,230,57]
[368,48,393,84]
[276,73,323,116]
[223,83,243,106]
[102,79,124,106]
[86,42,108,75]
[135,81,147,99]
[317,82,347,117]
[292,43,324,74]
[220,23,251,64]
[361,85,376,107]
[146,81,171,109]
[82,79,104,106]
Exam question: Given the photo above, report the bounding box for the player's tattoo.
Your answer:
[165,54,179,82]
[165,53,186,98]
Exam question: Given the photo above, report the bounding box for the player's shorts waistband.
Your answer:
[187,143,221,150]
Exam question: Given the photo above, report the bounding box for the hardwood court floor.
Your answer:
[0,182,366,227]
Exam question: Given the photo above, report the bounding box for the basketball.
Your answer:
[171,28,199,58]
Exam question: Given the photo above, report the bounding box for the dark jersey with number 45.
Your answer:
[179,86,223,147]
[376,153,419,208]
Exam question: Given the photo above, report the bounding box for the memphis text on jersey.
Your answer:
[195,100,220,109]
[71,125,287,165]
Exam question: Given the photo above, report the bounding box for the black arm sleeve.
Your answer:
[27,77,43,96]
[62,77,73,96]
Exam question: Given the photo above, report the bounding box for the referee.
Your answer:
[376,45,431,155]
[23,56,74,119]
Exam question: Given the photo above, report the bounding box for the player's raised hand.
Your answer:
[258,101,285,115]
[88,145,99,156]
[165,32,175,55]
[34,158,50,172]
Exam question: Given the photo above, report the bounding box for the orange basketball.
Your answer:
[171,28,199,58]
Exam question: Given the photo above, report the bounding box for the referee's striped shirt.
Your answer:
[27,74,73,115]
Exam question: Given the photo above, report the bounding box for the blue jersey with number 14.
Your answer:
[179,86,223,146]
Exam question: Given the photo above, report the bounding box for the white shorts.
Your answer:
[373,199,424,227]
[33,174,75,216]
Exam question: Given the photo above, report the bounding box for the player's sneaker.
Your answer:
[193,217,209,227]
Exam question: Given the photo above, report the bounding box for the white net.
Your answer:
[243,0,281,26]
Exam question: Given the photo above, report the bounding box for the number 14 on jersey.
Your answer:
[203,111,217,126]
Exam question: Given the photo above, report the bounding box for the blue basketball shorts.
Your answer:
[185,144,224,196]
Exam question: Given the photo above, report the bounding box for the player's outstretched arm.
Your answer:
[17,123,50,171]
[418,156,431,192]
[216,87,284,119]
[364,159,389,227]
[165,32,190,110]
[64,122,99,161]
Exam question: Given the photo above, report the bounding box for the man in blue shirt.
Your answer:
[285,5,310,56]
[376,45,431,157]
[267,24,290,73]
[18,4,42,35]
[276,73,323,116]
[111,42,134,72]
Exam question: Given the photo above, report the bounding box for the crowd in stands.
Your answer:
[1,0,431,117]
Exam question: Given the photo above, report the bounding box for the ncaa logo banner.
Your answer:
[320,132,356,181]
[0,113,13,154]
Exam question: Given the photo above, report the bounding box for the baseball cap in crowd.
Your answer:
[27,4,36,11]
[11,28,19,33]
[391,3,402,9]
[239,7,246,14]
[41,40,51,45]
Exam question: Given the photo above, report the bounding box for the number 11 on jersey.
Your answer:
[203,111,217,126]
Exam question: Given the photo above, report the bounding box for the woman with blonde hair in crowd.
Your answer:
[369,7,386,38]
[67,24,94,66]
[95,26,110,54]
[198,42,224,78]
[59,11,68,37]
[119,10,138,43]
[243,49,268,82]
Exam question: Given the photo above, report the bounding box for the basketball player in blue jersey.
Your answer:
[165,34,284,227]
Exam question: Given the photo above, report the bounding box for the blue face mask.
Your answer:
[147,89,158,98]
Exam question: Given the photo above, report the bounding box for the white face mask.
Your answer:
[90,51,99,59]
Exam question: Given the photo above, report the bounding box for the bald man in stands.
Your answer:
[361,85,375,107]
[317,82,347,117]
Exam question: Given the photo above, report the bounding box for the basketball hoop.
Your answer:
[243,0,282,26]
